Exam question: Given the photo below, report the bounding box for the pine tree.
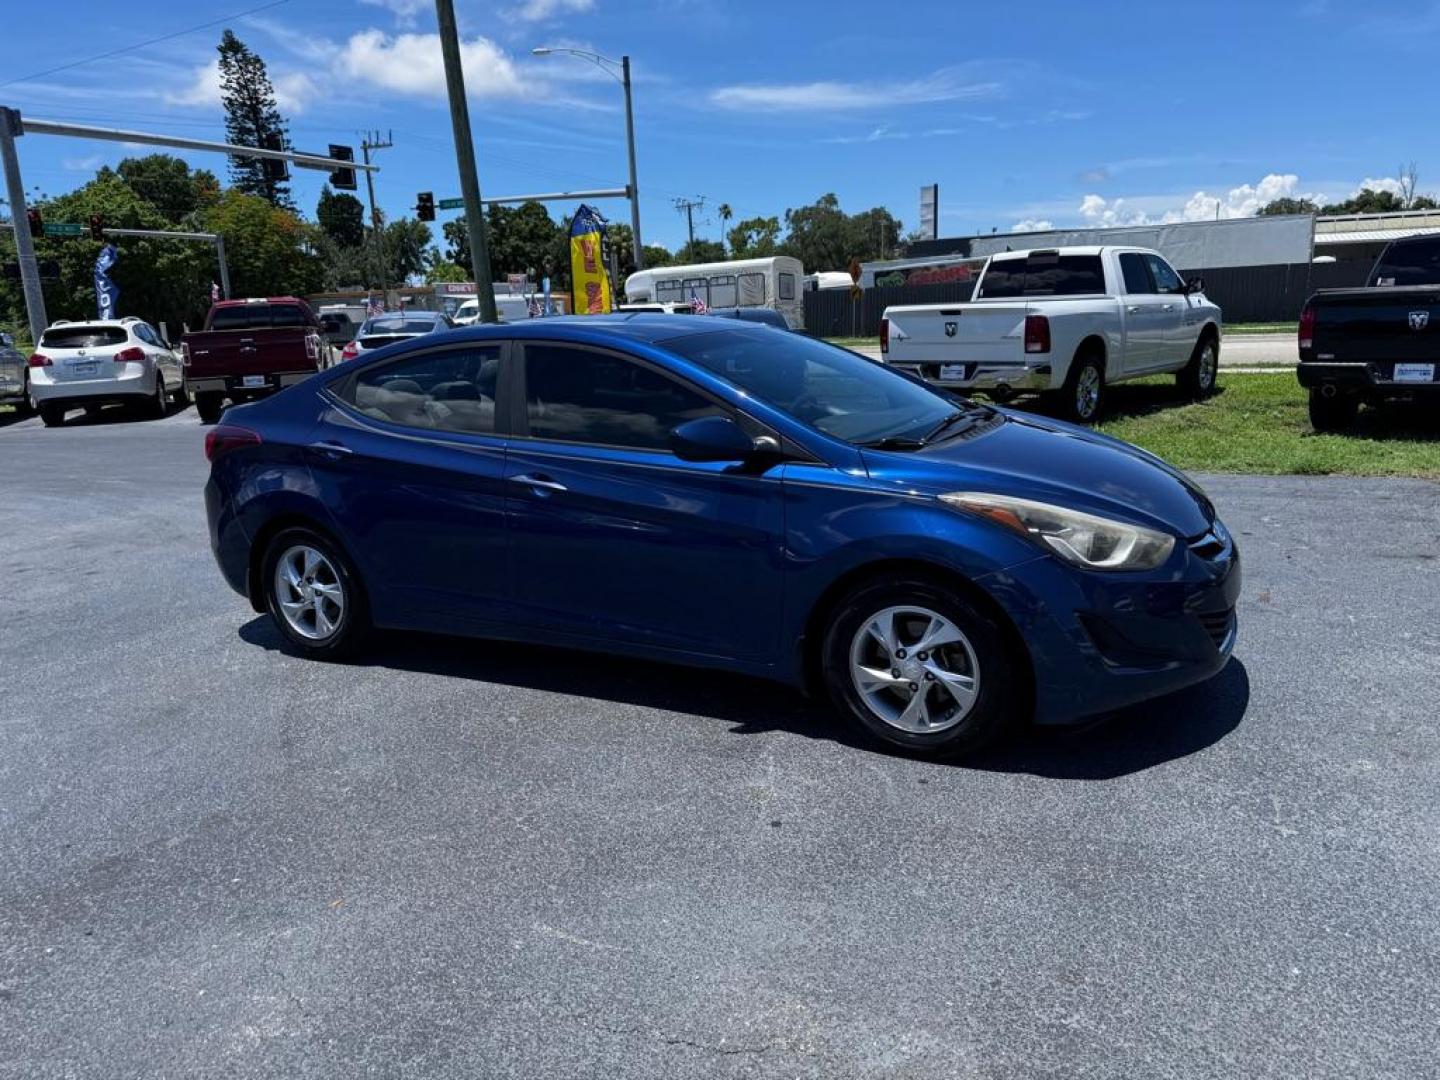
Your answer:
[217,29,292,209]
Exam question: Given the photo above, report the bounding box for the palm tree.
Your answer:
[717,202,733,256]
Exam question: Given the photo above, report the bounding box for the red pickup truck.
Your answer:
[182,297,328,424]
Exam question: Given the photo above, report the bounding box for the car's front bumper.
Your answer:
[887,360,1053,392]
[986,524,1242,725]
[1297,360,1440,395]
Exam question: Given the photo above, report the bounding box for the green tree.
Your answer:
[379,218,434,284]
[728,215,781,259]
[716,202,733,254]
[1257,197,1319,216]
[487,201,561,277]
[642,244,673,269]
[316,185,365,249]
[675,239,726,264]
[425,259,469,284]
[442,218,471,268]
[778,193,850,271]
[1322,188,1406,215]
[202,188,321,298]
[116,154,219,223]
[218,29,292,208]
[847,206,903,261]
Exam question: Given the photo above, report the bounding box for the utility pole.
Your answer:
[673,196,704,254]
[621,55,644,271]
[0,107,47,342]
[361,131,392,300]
[435,0,498,323]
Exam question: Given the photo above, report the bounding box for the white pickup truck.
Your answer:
[881,246,1222,423]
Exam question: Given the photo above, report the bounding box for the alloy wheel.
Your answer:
[1075,365,1101,420]
[1198,344,1217,390]
[848,605,981,734]
[273,544,346,640]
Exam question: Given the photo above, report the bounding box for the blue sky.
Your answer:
[4,0,1438,257]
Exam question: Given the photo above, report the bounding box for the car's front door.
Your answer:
[504,341,785,663]
[308,341,514,630]
[1117,251,1168,373]
[1143,254,1192,368]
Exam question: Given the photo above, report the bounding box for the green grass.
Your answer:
[1224,322,1297,335]
[1088,374,1440,477]
[824,336,879,348]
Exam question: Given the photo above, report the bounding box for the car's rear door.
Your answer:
[307,340,514,631]
[503,340,785,663]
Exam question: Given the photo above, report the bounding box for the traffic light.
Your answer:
[416,192,435,221]
[26,207,42,237]
[261,131,289,184]
[89,214,105,241]
[328,144,356,191]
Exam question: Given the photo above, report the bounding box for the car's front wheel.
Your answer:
[261,527,369,659]
[1178,335,1219,398]
[821,576,1023,759]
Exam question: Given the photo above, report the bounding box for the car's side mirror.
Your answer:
[1185,277,1205,295]
[670,416,763,463]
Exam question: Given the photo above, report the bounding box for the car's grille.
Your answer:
[1197,608,1234,649]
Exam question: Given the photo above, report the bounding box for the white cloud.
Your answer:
[63,154,105,171]
[164,61,222,108]
[1356,175,1405,197]
[1078,174,1325,227]
[712,66,1001,112]
[163,58,320,113]
[513,0,595,19]
[337,30,526,99]
[359,0,430,24]
[1011,218,1053,232]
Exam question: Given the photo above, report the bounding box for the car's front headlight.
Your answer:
[939,492,1176,571]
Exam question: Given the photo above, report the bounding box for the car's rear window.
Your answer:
[362,317,441,335]
[208,304,310,330]
[978,254,1107,298]
[40,326,128,348]
[1370,238,1440,287]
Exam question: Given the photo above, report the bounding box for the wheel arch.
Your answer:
[245,512,361,614]
[796,557,1035,714]
[1073,333,1108,377]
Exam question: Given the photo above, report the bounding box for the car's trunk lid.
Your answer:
[1311,286,1440,362]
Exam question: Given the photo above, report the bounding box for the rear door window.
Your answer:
[40,325,128,348]
[346,345,501,434]
[977,254,1107,298]
[1370,238,1440,287]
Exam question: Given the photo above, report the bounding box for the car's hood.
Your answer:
[860,410,1214,538]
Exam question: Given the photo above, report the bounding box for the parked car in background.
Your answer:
[881,247,1222,423]
[706,306,792,330]
[452,295,531,325]
[0,330,30,416]
[339,311,454,361]
[204,317,1239,761]
[1298,234,1440,431]
[27,318,185,427]
[182,298,328,425]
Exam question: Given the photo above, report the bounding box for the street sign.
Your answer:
[44,222,83,237]
[438,197,465,210]
[848,258,862,283]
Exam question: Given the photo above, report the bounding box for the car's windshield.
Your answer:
[362,315,442,335]
[456,301,478,317]
[666,329,968,445]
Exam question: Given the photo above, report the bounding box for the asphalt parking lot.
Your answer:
[2,403,1437,1079]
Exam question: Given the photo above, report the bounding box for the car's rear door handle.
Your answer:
[307,440,353,459]
[511,473,567,493]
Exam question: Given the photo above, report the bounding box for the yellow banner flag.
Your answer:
[569,205,613,315]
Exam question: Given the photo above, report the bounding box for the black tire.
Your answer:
[1308,388,1359,432]
[821,576,1024,760]
[1060,350,1106,424]
[195,392,224,425]
[39,402,66,427]
[260,526,370,660]
[1178,332,1219,398]
[143,374,168,419]
[13,375,35,418]
[172,379,191,406]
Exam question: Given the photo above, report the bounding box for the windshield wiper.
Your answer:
[859,434,929,451]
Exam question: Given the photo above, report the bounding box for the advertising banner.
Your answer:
[569,204,613,315]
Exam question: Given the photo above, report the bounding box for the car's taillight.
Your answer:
[181,342,192,367]
[1298,304,1316,351]
[204,424,261,461]
[341,341,359,361]
[115,346,145,363]
[879,317,889,354]
[1024,314,1051,354]
[27,352,52,367]
[305,333,320,360]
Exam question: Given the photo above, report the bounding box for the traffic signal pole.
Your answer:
[435,0,498,324]
[361,133,392,301]
[0,107,48,342]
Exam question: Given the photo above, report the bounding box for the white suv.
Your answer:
[27,318,187,427]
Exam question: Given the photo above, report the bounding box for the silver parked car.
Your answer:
[27,317,187,427]
[0,329,30,416]
[339,311,453,362]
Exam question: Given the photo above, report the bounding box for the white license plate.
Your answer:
[1393,363,1435,383]
[70,361,99,377]
[940,363,970,381]
[241,375,267,388]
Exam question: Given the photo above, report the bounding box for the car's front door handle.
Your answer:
[1127,305,1143,314]
[511,473,567,493]
[306,440,353,459]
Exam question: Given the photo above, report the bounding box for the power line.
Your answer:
[673,196,705,249]
[0,0,292,89]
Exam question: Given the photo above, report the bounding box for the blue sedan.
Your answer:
[204,316,1239,759]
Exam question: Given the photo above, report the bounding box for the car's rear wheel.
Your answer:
[261,527,369,659]
[1178,334,1219,398]
[195,392,224,425]
[143,374,167,419]
[172,379,190,406]
[1060,351,1106,424]
[821,576,1023,759]
[1308,387,1359,432]
[39,402,66,427]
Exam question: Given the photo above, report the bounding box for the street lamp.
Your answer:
[532,46,645,271]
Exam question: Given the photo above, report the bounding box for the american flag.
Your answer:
[527,295,542,318]
[210,282,220,303]
[690,289,708,315]
[366,294,384,317]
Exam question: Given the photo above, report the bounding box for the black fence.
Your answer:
[805,259,1374,336]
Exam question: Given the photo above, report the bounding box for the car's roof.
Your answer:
[435,313,737,345]
[211,296,307,308]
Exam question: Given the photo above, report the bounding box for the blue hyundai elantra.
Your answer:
[204,316,1239,759]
